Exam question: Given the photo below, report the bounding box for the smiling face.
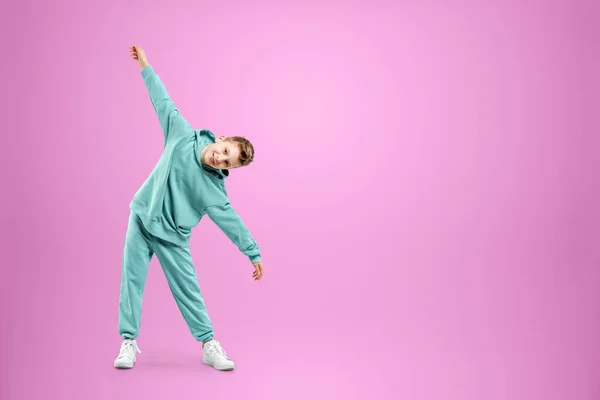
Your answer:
[200,136,242,170]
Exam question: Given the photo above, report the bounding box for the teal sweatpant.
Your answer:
[118,211,214,342]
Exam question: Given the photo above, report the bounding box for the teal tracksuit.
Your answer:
[118,65,261,342]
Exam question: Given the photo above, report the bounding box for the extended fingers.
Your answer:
[253,263,264,280]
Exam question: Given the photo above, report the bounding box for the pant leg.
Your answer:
[118,211,155,339]
[153,238,214,342]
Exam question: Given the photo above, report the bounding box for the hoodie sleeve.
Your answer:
[205,202,262,263]
[141,65,189,143]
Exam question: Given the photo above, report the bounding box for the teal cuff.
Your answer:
[141,65,154,78]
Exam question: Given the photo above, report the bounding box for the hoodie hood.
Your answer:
[195,129,230,179]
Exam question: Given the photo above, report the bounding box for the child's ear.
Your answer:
[216,136,226,142]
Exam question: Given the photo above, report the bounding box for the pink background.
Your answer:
[1,1,599,399]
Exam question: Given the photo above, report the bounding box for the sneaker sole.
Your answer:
[114,360,135,369]
[203,360,234,371]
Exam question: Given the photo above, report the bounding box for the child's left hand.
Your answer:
[252,262,264,281]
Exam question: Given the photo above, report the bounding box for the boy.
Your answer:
[114,45,264,371]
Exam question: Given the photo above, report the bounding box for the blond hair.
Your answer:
[224,136,255,167]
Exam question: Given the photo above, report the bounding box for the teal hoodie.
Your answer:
[129,65,261,263]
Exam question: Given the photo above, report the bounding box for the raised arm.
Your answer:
[130,45,187,143]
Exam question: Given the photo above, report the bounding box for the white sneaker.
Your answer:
[114,339,142,369]
[203,340,235,371]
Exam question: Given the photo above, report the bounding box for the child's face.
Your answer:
[202,136,242,170]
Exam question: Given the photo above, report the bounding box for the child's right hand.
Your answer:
[129,45,149,69]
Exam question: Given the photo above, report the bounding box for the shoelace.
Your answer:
[208,341,229,360]
[118,340,142,359]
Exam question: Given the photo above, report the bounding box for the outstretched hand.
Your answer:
[129,45,149,69]
[252,262,264,281]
